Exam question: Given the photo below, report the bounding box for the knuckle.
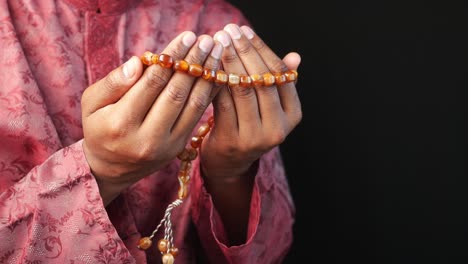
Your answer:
[216,100,234,113]
[184,52,204,65]
[106,118,129,139]
[188,95,209,114]
[270,59,289,73]
[236,42,254,57]
[231,86,256,100]
[268,129,287,146]
[135,143,156,162]
[222,53,240,65]
[146,66,170,90]
[170,44,188,60]
[258,85,277,95]
[166,81,189,104]
[252,38,267,52]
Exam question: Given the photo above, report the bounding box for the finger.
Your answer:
[119,31,197,124]
[223,23,283,123]
[82,56,143,116]
[142,35,216,135]
[214,29,260,132]
[240,25,302,126]
[170,38,224,137]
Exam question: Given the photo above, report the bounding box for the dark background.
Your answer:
[228,0,467,263]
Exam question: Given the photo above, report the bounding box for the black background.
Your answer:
[228,0,467,263]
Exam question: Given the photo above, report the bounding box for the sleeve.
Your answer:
[0,141,136,263]
[0,3,135,262]
[190,147,295,264]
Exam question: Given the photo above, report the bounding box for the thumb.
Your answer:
[282,52,301,71]
[81,56,143,116]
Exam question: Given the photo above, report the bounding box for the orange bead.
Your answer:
[178,183,188,199]
[228,73,240,87]
[202,68,216,82]
[169,247,179,257]
[274,73,287,85]
[178,168,189,178]
[208,116,215,127]
[162,253,175,264]
[151,54,159,64]
[188,64,203,77]
[141,51,153,65]
[173,60,189,72]
[179,175,190,184]
[197,124,211,137]
[285,70,298,82]
[158,239,169,253]
[180,160,192,172]
[239,74,252,88]
[263,72,275,86]
[177,148,197,161]
[250,74,264,87]
[190,136,203,148]
[215,70,228,85]
[158,54,174,68]
[137,237,152,250]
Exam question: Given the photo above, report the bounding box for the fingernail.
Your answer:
[123,56,136,79]
[211,43,223,59]
[224,24,241,40]
[199,37,214,53]
[214,31,230,47]
[183,31,197,47]
[240,26,255,39]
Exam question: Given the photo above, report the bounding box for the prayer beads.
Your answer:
[140,51,298,88]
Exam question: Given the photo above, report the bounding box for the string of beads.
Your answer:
[136,51,299,264]
[139,51,298,88]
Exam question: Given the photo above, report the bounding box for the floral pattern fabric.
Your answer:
[0,0,295,263]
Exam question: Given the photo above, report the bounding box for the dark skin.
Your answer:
[81,24,301,246]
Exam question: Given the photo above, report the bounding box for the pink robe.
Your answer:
[0,0,295,263]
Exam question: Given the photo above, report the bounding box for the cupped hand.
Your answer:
[200,24,302,183]
[81,31,224,204]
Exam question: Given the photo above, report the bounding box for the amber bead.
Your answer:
[239,74,252,88]
[197,124,211,137]
[215,70,228,85]
[158,239,169,253]
[178,183,188,199]
[162,253,175,264]
[285,70,298,82]
[190,136,203,148]
[137,237,152,250]
[158,54,174,68]
[188,64,203,77]
[169,247,179,257]
[207,116,215,127]
[179,175,190,184]
[263,72,275,86]
[173,60,189,72]
[179,160,192,172]
[177,148,197,161]
[228,73,240,87]
[274,73,287,85]
[250,74,264,87]
[202,69,216,82]
[151,54,159,65]
[141,51,153,66]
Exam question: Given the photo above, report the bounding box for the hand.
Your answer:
[81,31,223,205]
[200,24,302,183]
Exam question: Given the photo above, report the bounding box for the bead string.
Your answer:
[136,51,299,264]
[139,51,298,88]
